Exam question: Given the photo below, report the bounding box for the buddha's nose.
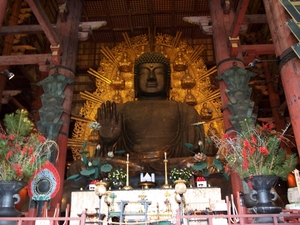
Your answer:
[147,70,156,81]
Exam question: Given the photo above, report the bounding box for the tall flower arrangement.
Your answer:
[0,110,57,182]
[169,167,193,184]
[107,167,126,187]
[67,121,113,181]
[184,122,228,180]
[214,118,297,180]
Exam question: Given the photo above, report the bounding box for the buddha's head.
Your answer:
[134,52,171,99]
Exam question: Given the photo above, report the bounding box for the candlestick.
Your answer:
[123,160,133,190]
[164,152,167,160]
[161,159,171,188]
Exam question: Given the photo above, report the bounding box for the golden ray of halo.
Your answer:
[87,68,112,84]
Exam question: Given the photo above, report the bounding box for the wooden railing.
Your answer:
[0,210,299,225]
[175,210,300,225]
[0,214,87,225]
[1,194,299,225]
[173,193,300,225]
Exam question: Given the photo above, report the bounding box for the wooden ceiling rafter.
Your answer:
[103,0,116,43]
[81,1,95,41]
[190,0,201,43]
[230,0,250,38]
[126,0,134,33]
[229,0,251,57]
[26,0,62,65]
[26,0,60,47]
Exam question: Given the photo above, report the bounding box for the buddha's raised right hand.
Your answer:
[97,101,122,153]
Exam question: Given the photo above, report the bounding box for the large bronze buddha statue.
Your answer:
[98,52,203,174]
[63,52,229,212]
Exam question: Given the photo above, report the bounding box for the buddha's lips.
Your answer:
[146,82,158,87]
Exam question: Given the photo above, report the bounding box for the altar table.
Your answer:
[70,187,222,225]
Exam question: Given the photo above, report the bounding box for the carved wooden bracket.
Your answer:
[78,21,107,41]
[229,36,240,58]
[183,16,248,36]
[221,0,231,14]
[59,3,68,22]
[50,44,62,66]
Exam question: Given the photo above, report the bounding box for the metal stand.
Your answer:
[123,160,133,190]
[161,159,171,188]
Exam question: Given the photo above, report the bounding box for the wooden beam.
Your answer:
[26,0,61,46]
[0,54,52,65]
[242,44,275,65]
[244,14,268,24]
[0,24,44,35]
[10,97,33,119]
[230,0,250,38]
[241,44,275,55]
[0,21,107,35]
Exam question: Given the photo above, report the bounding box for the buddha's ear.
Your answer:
[165,85,170,98]
[165,76,171,98]
[134,72,138,98]
[165,62,171,98]
[134,77,139,98]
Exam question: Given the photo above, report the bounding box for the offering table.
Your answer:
[70,187,222,225]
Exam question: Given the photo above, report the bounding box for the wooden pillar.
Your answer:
[0,72,8,112]
[209,0,245,131]
[262,61,285,131]
[26,64,49,223]
[262,61,292,153]
[31,63,49,126]
[0,0,22,114]
[47,0,83,215]
[209,0,245,199]
[263,0,300,156]
[0,0,7,29]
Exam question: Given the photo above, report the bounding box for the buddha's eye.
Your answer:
[153,68,164,76]
[139,72,148,76]
[155,71,164,76]
[139,69,149,76]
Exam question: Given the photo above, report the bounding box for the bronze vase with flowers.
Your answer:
[0,110,56,224]
[245,175,282,223]
[214,118,298,223]
[0,181,27,225]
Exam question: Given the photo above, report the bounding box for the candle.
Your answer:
[151,173,155,182]
[127,154,129,161]
[164,152,167,160]
[140,173,143,182]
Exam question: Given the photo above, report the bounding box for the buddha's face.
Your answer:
[136,63,168,99]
